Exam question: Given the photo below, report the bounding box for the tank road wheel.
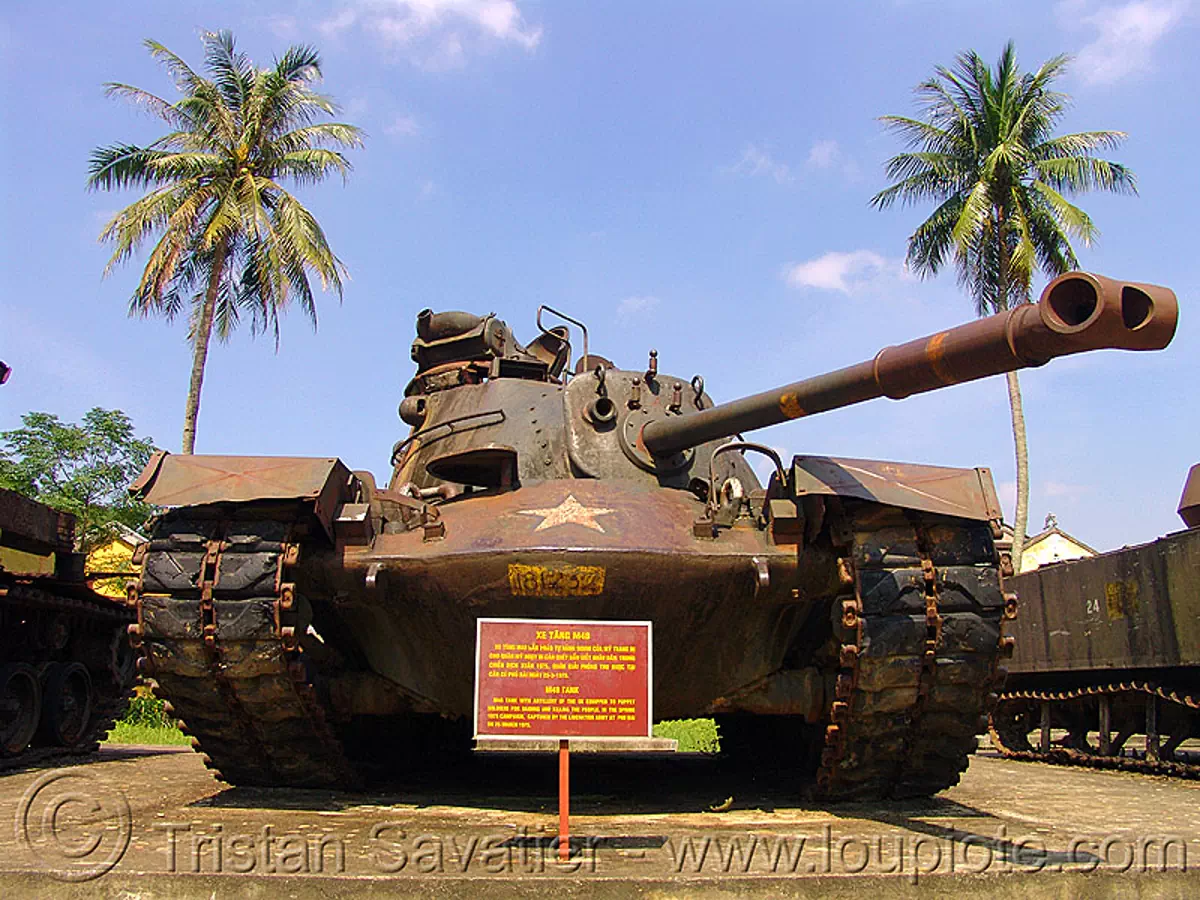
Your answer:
[0,664,42,757]
[1061,699,1094,752]
[989,697,1037,753]
[109,626,137,688]
[38,663,94,748]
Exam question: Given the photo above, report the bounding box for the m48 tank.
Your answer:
[129,272,1177,799]
[1,487,138,765]
[989,464,1200,776]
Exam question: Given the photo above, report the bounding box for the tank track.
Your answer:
[131,514,361,788]
[989,683,1200,779]
[815,515,1013,799]
[0,579,137,772]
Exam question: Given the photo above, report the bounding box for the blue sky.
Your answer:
[1,0,1196,551]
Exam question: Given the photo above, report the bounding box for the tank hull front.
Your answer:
[320,479,806,719]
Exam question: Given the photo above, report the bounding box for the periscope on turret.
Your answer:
[125,272,1177,799]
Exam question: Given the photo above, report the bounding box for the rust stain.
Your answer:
[507,563,606,597]
[132,454,343,505]
[925,332,954,385]
[779,392,805,419]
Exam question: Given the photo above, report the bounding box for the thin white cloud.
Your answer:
[806,138,864,182]
[731,139,862,185]
[263,15,301,40]
[320,1,542,67]
[1059,0,1189,84]
[731,144,793,184]
[783,250,905,294]
[1044,480,1095,500]
[383,114,421,137]
[321,8,358,37]
[616,295,660,323]
[806,139,840,169]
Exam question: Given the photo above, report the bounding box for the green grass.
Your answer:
[103,692,190,746]
[104,693,723,753]
[104,721,192,745]
[653,718,720,753]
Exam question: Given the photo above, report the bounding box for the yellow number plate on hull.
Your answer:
[507,564,606,597]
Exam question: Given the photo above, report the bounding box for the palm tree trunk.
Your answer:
[1005,369,1029,572]
[181,243,228,454]
[993,210,1031,572]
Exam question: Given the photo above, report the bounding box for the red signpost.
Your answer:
[474,618,652,861]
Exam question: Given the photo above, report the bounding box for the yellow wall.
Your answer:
[0,537,56,575]
[86,537,138,598]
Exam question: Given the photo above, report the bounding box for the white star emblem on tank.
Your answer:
[517,495,616,533]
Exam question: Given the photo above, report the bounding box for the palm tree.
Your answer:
[89,31,364,454]
[870,42,1134,570]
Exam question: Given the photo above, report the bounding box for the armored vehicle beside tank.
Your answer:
[0,488,138,765]
[989,464,1200,775]
[129,271,1177,799]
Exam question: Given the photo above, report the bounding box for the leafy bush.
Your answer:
[121,692,176,728]
[653,718,720,753]
[105,691,188,745]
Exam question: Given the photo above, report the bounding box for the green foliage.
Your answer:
[105,722,192,746]
[0,408,157,552]
[654,718,720,754]
[89,30,364,451]
[90,30,364,340]
[121,692,177,728]
[870,41,1134,312]
[870,41,1135,569]
[105,692,189,746]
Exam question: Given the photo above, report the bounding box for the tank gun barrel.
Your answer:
[643,272,1177,458]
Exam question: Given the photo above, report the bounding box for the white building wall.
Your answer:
[1018,532,1094,573]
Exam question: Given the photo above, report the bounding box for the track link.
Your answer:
[816,515,1011,799]
[990,682,1200,779]
[132,514,360,788]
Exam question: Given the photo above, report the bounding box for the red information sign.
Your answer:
[474,618,652,740]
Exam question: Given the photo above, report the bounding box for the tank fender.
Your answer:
[790,456,1003,527]
[129,452,353,539]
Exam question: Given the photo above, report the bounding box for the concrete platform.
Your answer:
[1,745,1196,898]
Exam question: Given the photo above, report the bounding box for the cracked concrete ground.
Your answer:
[1,745,1197,898]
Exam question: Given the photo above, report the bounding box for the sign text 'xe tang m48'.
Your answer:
[474,618,652,740]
